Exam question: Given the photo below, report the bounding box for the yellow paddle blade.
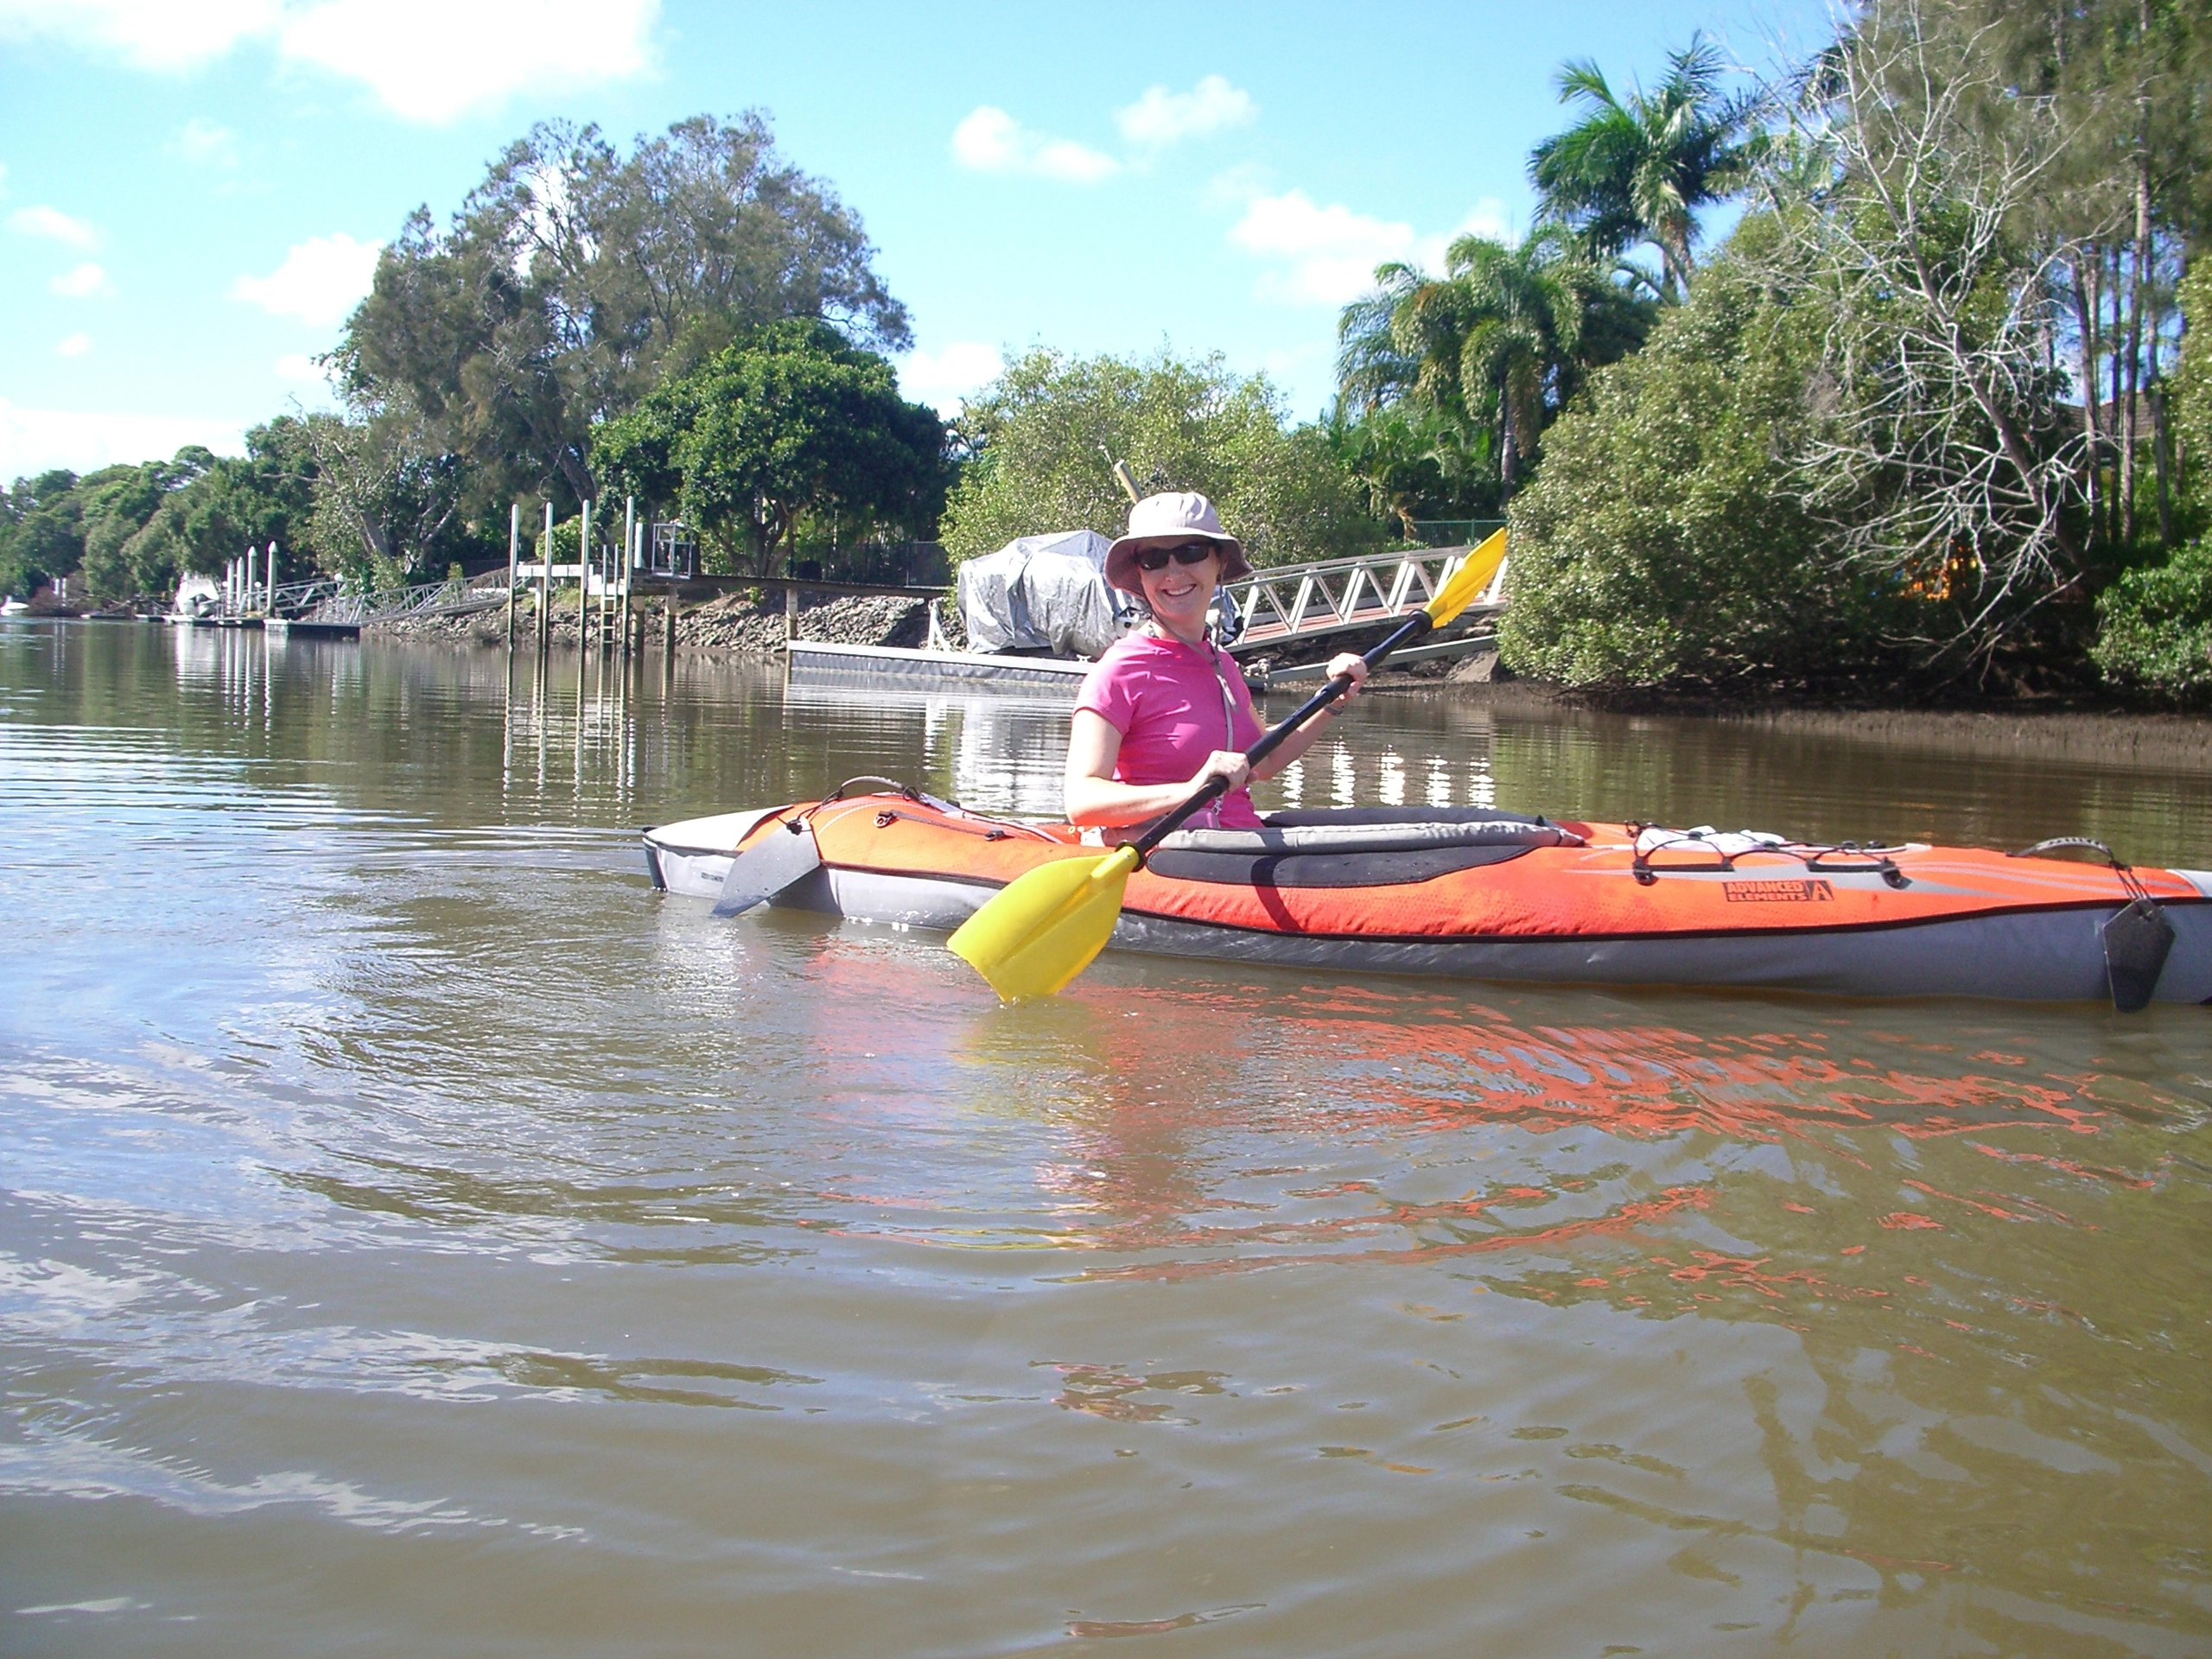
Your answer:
[948,844,1141,1001]
[1424,527,1508,629]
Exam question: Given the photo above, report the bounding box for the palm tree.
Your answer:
[1451,232,1601,488]
[1529,34,1767,301]
[1336,227,1649,493]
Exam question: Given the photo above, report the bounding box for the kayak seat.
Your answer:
[1147,815,1575,888]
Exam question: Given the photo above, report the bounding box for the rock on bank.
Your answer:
[372,592,931,659]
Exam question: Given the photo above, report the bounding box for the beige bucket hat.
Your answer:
[1104,491,1252,593]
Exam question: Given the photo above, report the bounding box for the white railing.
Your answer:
[297,573,515,626]
[266,576,343,617]
[1221,545,1508,654]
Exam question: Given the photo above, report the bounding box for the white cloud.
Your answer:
[0,0,659,124]
[0,398,243,479]
[54,333,92,357]
[229,232,381,327]
[175,117,239,166]
[0,0,279,72]
[951,106,1119,184]
[8,204,100,250]
[898,342,1002,414]
[277,0,658,124]
[0,161,10,197]
[1226,189,1513,306]
[274,352,330,385]
[1203,162,1274,209]
[49,262,112,298]
[1116,74,1255,149]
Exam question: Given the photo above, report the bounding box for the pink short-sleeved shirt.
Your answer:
[1073,632,1266,830]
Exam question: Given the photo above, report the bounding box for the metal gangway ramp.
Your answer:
[1220,543,1508,669]
[292,572,515,627]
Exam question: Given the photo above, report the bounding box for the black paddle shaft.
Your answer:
[1131,609,1438,858]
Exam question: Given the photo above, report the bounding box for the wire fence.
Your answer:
[780,541,949,588]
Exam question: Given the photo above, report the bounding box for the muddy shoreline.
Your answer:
[1370,677,2212,770]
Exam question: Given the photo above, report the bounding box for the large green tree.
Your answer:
[336,112,909,519]
[1529,34,1768,300]
[594,319,947,577]
[178,418,321,577]
[72,449,221,601]
[0,469,86,599]
[1504,2,2209,694]
[105,419,325,597]
[939,348,1387,569]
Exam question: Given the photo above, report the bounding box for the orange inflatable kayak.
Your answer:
[644,786,2210,1007]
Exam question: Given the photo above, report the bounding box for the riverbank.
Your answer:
[1368,677,2212,772]
[354,594,2212,767]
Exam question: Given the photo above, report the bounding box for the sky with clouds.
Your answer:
[0,0,1833,480]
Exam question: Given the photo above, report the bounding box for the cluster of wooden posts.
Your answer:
[225,543,280,616]
[503,496,680,662]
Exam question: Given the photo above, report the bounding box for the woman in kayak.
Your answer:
[1067,492,1366,832]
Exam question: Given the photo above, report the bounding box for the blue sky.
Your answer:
[0,0,1834,482]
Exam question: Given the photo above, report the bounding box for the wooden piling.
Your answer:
[538,502,552,656]
[621,498,636,663]
[505,502,518,652]
[579,498,594,654]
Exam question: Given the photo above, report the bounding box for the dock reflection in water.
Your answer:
[1,620,2209,1656]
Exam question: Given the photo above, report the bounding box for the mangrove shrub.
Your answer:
[2092,540,2212,694]
[1498,228,1910,690]
[2092,260,2212,696]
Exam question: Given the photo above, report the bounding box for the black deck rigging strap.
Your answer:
[796,776,966,830]
[2007,837,2172,1009]
[872,807,1022,842]
[1627,826,1909,889]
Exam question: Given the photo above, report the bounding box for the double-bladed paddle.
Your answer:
[948,528,1508,1001]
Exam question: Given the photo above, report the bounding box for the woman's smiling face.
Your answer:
[1137,544,1219,641]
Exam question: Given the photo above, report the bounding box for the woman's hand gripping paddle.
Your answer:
[947,529,1507,1001]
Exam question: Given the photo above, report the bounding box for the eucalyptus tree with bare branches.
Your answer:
[336,114,909,522]
[299,403,465,586]
[1964,0,2212,551]
[1758,0,2092,658]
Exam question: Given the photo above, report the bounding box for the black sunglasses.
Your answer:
[1135,541,1219,572]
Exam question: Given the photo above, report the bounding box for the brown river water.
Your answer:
[3,620,2209,1657]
